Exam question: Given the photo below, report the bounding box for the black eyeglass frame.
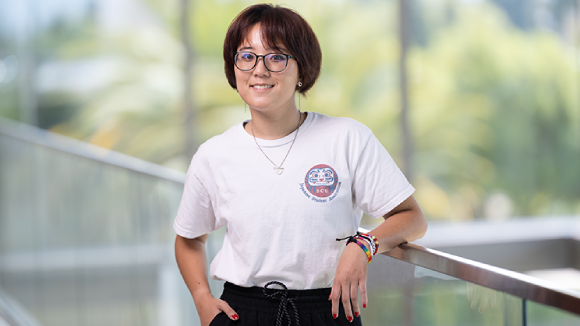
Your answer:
[234,51,296,72]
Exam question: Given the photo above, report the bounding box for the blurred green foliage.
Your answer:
[0,0,578,221]
[408,2,580,219]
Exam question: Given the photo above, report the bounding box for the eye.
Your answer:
[267,54,286,62]
[239,52,255,61]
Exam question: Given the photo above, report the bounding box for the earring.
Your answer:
[298,81,303,87]
[298,93,301,111]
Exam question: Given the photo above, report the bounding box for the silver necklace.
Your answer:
[250,112,302,175]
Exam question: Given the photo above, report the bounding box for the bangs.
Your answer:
[237,9,290,53]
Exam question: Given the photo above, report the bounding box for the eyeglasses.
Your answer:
[234,51,296,72]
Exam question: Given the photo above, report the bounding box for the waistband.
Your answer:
[222,281,332,313]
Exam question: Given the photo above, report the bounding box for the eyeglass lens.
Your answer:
[235,52,289,72]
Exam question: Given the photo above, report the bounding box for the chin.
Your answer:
[246,100,274,111]
[248,105,274,112]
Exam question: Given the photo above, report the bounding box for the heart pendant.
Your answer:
[275,167,284,175]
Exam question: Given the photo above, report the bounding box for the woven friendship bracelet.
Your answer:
[354,239,372,263]
[356,236,375,257]
[335,232,375,263]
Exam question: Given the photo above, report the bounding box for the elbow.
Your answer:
[418,214,428,239]
[416,205,429,239]
[410,210,428,242]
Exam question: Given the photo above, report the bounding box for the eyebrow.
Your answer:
[237,46,288,53]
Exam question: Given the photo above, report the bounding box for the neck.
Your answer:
[247,108,304,140]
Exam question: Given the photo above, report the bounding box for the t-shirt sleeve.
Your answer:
[173,153,219,239]
[352,133,415,219]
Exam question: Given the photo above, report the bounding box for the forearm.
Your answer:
[175,234,239,324]
[175,234,213,303]
[368,195,427,253]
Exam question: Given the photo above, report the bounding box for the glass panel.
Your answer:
[363,254,524,326]
[527,300,580,326]
[0,131,195,326]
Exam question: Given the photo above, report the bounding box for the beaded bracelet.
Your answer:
[361,233,379,251]
[357,233,379,255]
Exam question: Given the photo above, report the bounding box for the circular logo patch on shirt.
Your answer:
[304,164,339,198]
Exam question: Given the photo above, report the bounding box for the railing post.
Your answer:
[522,299,527,326]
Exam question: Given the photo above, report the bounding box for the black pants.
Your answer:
[209,282,363,326]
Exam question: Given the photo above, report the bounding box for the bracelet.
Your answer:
[354,239,372,263]
[357,233,379,255]
[356,236,374,256]
[336,232,373,264]
[339,232,378,256]
[335,232,376,263]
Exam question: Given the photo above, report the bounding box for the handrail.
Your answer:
[385,243,580,315]
[0,116,185,184]
[0,287,43,326]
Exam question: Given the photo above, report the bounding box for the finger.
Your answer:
[491,291,497,309]
[330,283,340,320]
[470,288,481,310]
[350,282,360,318]
[341,283,353,322]
[218,300,239,321]
[467,283,475,302]
[359,279,368,309]
[479,291,489,313]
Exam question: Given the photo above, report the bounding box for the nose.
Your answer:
[253,57,270,76]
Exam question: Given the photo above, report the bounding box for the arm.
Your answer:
[174,234,239,326]
[370,195,427,253]
[330,195,427,321]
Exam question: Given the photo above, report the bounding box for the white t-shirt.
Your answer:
[173,112,414,289]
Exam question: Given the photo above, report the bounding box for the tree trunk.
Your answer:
[398,0,413,182]
[180,0,196,161]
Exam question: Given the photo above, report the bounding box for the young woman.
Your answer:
[174,4,427,326]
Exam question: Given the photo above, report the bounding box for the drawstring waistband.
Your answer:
[220,282,360,325]
[263,281,300,326]
[221,281,332,315]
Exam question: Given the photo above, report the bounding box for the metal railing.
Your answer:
[0,286,43,326]
[379,243,580,325]
[386,243,580,315]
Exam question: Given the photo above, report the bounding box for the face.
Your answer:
[308,167,335,186]
[235,24,300,114]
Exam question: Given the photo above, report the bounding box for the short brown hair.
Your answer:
[223,4,322,94]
